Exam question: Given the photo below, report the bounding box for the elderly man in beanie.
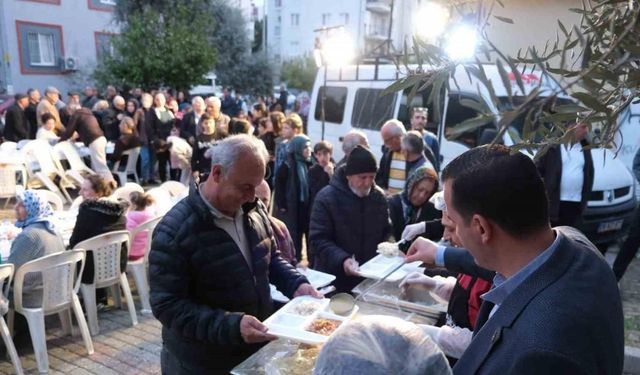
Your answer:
[310,145,392,293]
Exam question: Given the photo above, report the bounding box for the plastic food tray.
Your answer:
[264,296,358,345]
[358,254,424,282]
[270,268,336,303]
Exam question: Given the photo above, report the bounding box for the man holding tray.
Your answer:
[149,134,320,374]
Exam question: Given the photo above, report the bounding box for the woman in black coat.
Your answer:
[388,165,442,242]
[68,175,128,285]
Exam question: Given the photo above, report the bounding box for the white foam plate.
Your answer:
[264,296,358,345]
[358,254,423,282]
[296,268,336,289]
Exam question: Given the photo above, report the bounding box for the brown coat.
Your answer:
[36,98,64,134]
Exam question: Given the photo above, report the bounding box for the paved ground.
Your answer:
[0,291,161,375]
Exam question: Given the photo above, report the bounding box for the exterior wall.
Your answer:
[266,0,364,64]
[0,0,117,95]
[266,0,583,63]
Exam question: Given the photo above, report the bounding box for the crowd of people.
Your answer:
[0,82,631,374]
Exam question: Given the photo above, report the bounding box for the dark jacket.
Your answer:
[4,103,29,142]
[100,108,120,141]
[109,133,141,162]
[149,108,174,152]
[454,227,624,374]
[274,154,311,241]
[149,183,308,371]
[308,164,331,209]
[388,193,442,241]
[310,166,392,293]
[25,102,38,139]
[59,108,104,146]
[179,111,199,143]
[68,199,128,284]
[535,140,594,222]
[190,134,217,175]
[442,247,496,282]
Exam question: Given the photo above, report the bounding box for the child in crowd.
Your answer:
[308,140,334,205]
[36,113,59,143]
[126,191,155,261]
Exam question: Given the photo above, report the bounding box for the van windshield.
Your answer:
[498,97,577,142]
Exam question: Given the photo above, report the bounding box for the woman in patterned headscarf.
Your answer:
[388,166,442,242]
[9,189,65,306]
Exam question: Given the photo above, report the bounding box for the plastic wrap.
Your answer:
[313,315,452,375]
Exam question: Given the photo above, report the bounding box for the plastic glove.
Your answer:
[343,257,361,277]
[399,273,456,302]
[401,222,425,241]
[399,271,438,291]
[436,325,473,359]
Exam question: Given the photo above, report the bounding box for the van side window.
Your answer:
[351,88,397,130]
[314,86,348,124]
[445,94,496,148]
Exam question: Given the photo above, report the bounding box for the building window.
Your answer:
[340,13,349,25]
[16,20,64,74]
[291,13,299,27]
[95,32,116,61]
[275,0,282,7]
[88,0,116,12]
[322,13,331,26]
[275,26,281,37]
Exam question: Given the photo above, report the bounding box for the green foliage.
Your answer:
[280,55,318,92]
[96,2,216,91]
[390,0,640,154]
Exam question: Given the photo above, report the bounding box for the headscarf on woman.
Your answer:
[288,134,311,203]
[14,190,56,233]
[401,166,439,224]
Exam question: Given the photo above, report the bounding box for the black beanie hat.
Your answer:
[346,145,377,176]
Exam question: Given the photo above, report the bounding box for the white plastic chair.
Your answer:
[34,189,64,211]
[111,147,141,186]
[160,180,187,198]
[110,183,144,203]
[74,231,138,335]
[126,216,162,314]
[0,142,17,152]
[22,140,73,203]
[53,141,96,187]
[146,187,173,216]
[16,140,30,150]
[8,250,93,373]
[0,264,24,375]
[0,165,26,209]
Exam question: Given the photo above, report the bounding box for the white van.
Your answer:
[307,63,636,246]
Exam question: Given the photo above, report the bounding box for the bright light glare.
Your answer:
[413,2,450,39]
[322,32,356,66]
[445,25,478,60]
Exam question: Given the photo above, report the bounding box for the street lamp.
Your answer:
[413,2,450,40]
[444,24,478,61]
[314,28,355,140]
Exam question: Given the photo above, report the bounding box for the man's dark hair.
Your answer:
[442,144,549,236]
[229,119,252,135]
[402,131,424,155]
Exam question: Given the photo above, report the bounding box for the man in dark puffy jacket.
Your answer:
[149,134,319,374]
[310,145,392,293]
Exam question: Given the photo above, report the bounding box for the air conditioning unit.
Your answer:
[62,56,79,71]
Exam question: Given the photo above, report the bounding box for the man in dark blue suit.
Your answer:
[408,144,623,374]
